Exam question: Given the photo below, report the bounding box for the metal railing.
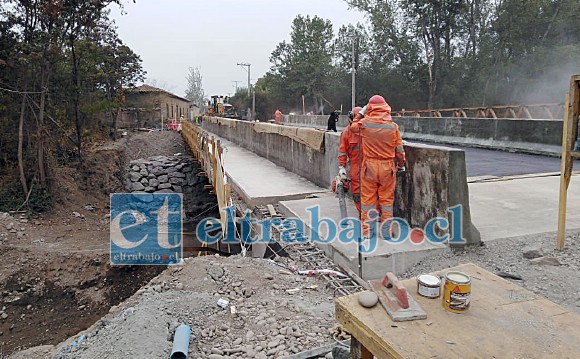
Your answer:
[393,103,564,120]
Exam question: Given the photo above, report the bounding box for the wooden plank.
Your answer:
[336,263,580,359]
[557,93,572,250]
[557,76,580,250]
[350,337,373,359]
[267,204,278,216]
[335,301,403,359]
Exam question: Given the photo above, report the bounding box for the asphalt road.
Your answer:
[415,141,565,178]
[289,123,567,178]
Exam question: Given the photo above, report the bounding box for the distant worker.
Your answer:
[327,110,340,132]
[275,109,282,125]
[351,95,406,240]
[337,106,364,214]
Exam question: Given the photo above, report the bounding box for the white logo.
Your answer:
[110,210,149,249]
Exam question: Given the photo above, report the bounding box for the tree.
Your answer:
[185,66,205,108]
[269,15,335,113]
[0,0,144,211]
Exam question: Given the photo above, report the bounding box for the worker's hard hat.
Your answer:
[348,106,363,120]
[368,95,387,105]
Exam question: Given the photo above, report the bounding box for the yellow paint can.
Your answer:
[443,271,471,313]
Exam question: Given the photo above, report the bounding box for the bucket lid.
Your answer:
[446,271,470,283]
[418,274,440,286]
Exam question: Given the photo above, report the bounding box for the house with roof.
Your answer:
[118,84,190,129]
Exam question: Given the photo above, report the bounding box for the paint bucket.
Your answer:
[443,271,471,313]
[416,274,441,298]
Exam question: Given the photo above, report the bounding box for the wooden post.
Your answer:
[350,337,373,359]
[557,75,580,250]
[211,136,217,187]
[557,93,572,250]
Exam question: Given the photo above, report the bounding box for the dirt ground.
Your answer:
[0,130,212,356]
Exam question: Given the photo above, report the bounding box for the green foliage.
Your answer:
[269,15,335,111]
[185,66,205,108]
[0,0,145,209]
[260,1,579,113]
[0,181,53,213]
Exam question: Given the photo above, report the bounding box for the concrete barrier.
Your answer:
[282,114,350,129]
[283,115,564,156]
[202,116,480,245]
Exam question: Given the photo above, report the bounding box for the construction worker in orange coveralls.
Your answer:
[274,109,282,125]
[351,95,406,239]
[338,106,364,214]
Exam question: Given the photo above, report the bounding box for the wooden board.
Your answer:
[336,263,580,359]
[558,75,580,250]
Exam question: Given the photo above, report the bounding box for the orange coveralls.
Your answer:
[338,120,362,213]
[352,98,406,238]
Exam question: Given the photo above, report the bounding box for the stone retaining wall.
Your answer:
[123,154,198,194]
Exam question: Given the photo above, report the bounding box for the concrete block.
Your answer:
[278,195,446,279]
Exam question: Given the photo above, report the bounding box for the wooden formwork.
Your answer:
[557,75,580,250]
[181,120,232,248]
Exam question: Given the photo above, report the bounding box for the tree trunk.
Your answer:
[18,93,28,195]
[108,86,117,140]
[71,36,83,160]
[542,0,564,43]
[420,17,435,110]
[37,71,47,189]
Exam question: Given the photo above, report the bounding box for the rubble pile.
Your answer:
[46,256,339,359]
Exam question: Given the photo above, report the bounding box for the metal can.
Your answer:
[443,271,471,313]
[417,274,441,298]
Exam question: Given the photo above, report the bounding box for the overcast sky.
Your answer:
[108,0,366,98]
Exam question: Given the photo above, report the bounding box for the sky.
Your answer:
[108,0,367,98]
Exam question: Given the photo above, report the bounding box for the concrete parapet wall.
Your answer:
[202,117,329,188]
[282,114,350,129]
[283,115,564,156]
[202,116,480,245]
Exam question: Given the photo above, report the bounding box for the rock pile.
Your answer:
[123,154,198,194]
[1,212,29,241]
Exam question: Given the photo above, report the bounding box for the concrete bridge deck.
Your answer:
[204,117,580,279]
[217,134,446,279]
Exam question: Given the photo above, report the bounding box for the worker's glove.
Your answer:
[397,164,406,173]
[338,166,347,181]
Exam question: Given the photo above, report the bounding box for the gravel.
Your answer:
[401,230,580,313]
[46,255,338,359]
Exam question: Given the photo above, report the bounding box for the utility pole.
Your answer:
[237,63,251,97]
[237,62,253,119]
[232,80,241,93]
[351,35,357,110]
[252,90,256,120]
